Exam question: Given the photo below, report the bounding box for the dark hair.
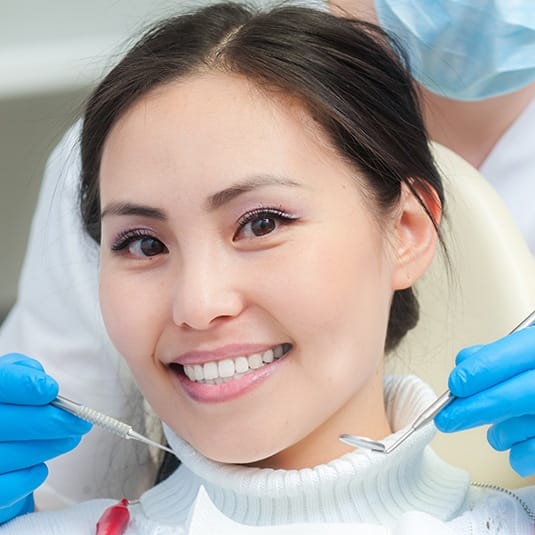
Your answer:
[80,2,444,352]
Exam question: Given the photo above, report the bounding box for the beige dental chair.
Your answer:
[388,142,535,488]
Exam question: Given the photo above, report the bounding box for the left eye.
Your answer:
[128,237,167,257]
[235,209,297,240]
[112,232,168,258]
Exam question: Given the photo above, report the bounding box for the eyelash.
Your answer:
[109,206,298,253]
[111,229,163,252]
[235,206,298,238]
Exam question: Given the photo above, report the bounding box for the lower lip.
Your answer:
[172,354,288,403]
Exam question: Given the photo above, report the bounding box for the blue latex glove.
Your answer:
[435,326,535,477]
[0,354,92,523]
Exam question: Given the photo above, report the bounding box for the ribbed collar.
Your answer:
[140,375,469,528]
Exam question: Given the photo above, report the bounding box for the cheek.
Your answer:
[285,229,391,329]
[248,221,393,375]
[98,269,157,368]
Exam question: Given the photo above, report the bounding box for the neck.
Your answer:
[420,82,535,169]
[141,376,470,527]
[250,368,391,470]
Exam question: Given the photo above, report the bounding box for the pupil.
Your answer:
[140,238,162,256]
[252,217,275,236]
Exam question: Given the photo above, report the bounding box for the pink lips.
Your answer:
[169,344,289,403]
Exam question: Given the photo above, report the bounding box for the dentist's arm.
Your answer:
[0,354,91,524]
[435,326,535,477]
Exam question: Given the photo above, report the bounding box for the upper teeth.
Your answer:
[183,344,287,384]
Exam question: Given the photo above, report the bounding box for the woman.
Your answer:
[0,3,533,533]
[2,0,535,522]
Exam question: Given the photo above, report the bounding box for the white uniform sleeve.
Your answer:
[0,122,159,509]
[479,95,535,256]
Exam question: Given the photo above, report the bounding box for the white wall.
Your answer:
[0,0,213,98]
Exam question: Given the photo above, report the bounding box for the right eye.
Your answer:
[112,231,168,258]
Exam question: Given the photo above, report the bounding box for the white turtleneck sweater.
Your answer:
[1,376,534,534]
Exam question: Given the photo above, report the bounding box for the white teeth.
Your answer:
[203,361,218,380]
[184,365,195,381]
[248,353,263,369]
[218,359,235,378]
[262,349,274,363]
[181,344,289,384]
[194,365,203,381]
[235,356,249,373]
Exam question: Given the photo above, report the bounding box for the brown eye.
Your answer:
[111,230,169,259]
[251,216,276,236]
[132,237,166,257]
[235,208,298,241]
[118,236,168,258]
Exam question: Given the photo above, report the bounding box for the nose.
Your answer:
[171,248,246,331]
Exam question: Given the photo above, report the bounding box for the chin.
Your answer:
[201,446,272,465]
[190,437,282,466]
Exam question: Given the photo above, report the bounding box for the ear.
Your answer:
[390,181,442,290]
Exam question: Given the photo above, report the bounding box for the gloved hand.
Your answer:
[0,353,92,524]
[435,326,535,477]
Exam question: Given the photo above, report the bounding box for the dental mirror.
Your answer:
[340,309,535,455]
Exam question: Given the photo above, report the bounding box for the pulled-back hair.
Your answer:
[80,2,444,351]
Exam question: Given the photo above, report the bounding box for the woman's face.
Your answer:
[98,72,430,468]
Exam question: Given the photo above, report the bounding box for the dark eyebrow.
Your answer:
[101,202,167,221]
[206,175,301,211]
[101,176,301,219]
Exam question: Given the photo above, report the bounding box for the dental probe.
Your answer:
[51,395,175,455]
[340,308,535,455]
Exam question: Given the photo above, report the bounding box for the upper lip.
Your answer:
[171,343,284,366]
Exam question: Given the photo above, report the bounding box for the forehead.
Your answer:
[99,71,366,207]
[103,71,333,162]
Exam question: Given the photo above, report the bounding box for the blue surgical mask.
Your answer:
[374,0,535,101]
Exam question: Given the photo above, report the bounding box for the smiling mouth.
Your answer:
[172,343,292,385]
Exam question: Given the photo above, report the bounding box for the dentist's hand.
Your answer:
[435,326,535,477]
[0,354,91,524]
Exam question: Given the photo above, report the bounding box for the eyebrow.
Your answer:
[101,202,167,221]
[206,174,301,210]
[100,175,302,220]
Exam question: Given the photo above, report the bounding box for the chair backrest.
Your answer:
[388,142,535,488]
